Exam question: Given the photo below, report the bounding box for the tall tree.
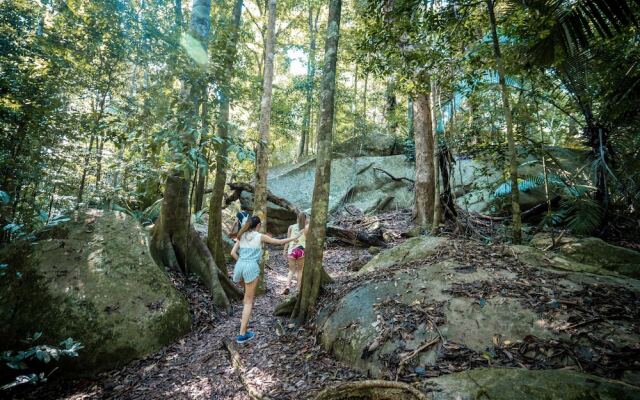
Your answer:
[207,0,244,271]
[413,89,436,228]
[291,0,342,324]
[150,0,241,311]
[297,0,320,160]
[486,0,521,244]
[253,0,277,223]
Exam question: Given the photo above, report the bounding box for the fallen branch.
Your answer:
[395,338,439,381]
[561,317,603,331]
[326,225,386,247]
[226,182,300,214]
[373,167,415,184]
[224,339,272,400]
[314,380,429,400]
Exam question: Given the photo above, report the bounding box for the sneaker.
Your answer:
[236,331,255,344]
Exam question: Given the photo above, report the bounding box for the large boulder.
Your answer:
[424,368,640,400]
[357,236,446,274]
[267,147,588,216]
[0,210,191,376]
[316,236,640,386]
[530,233,640,279]
[268,155,415,215]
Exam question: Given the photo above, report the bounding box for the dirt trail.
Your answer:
[17,244,369,400]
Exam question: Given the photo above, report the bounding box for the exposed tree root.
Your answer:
[224,340,273,400]
[150,174,240,313]
[273,296,297,316]
[313,380,429,400]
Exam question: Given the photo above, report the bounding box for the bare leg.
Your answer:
[285,257,296,289]
[239,278,258,335]
[295,257,304,289]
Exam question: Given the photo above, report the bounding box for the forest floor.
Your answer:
[14,208,640,399]
[17,210,416,400]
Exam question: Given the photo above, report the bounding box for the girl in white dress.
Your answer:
[231,216,301,344]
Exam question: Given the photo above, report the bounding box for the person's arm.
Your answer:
[262,232,302,246]
[229,220,239,238]
[283,226,292,256]
[230,240,240,260]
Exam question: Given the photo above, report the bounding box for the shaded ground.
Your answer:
[10,209,640,399]
[12,211,399,400]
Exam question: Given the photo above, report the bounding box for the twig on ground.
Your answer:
[224,340,272,400]
[314,379,429,400]
[395,338,440,381]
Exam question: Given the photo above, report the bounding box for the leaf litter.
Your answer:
[11,209,640,399]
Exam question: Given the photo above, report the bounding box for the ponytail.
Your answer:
[297,212,307,230]
[237,216,261,240]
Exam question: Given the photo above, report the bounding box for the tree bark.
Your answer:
[298,0,319,160]
[95,136,105,196]
[207,0,244,272]
[430,82,442,232]
[150,0,242,311]
[253,0,277,293]
[413,92,435,228]
[487,0,521,244]
[385,76,398,134]
[77,135,95,207]
[291,0,342,324]
[407,97,414,138]
[254,0,277,224]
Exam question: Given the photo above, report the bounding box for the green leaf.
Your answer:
[0,191,10,205]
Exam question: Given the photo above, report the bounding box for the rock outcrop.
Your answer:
[424,368,640,400]
[529,233,640,279]
[0,210,191,376]
[316,236,640,389]
[267,147,588,216]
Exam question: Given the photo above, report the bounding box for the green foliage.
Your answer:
[1,334,82,391]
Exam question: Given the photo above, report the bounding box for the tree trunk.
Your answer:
[150,0,242,311]
[254,0,276,223]
[290,0,342,324]
[385,76,398,134]
[362,71,368,133]
[298,0,319,160]
[487,0,521,244]
[207,0,243,272]
[252,0,277,293]
[77,135,95,207]
[413,92,435,228]
[95,136,105,196]
[407,97,414,138]
[430,82,442,232]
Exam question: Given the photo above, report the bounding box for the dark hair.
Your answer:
[297,212,307,230]
[238,216,261,239]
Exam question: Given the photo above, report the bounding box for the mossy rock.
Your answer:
[424,368,640,400]
[531,233,640,279]
[357,236,446,274]
[317,238,640,381]
[0,210,191,377]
